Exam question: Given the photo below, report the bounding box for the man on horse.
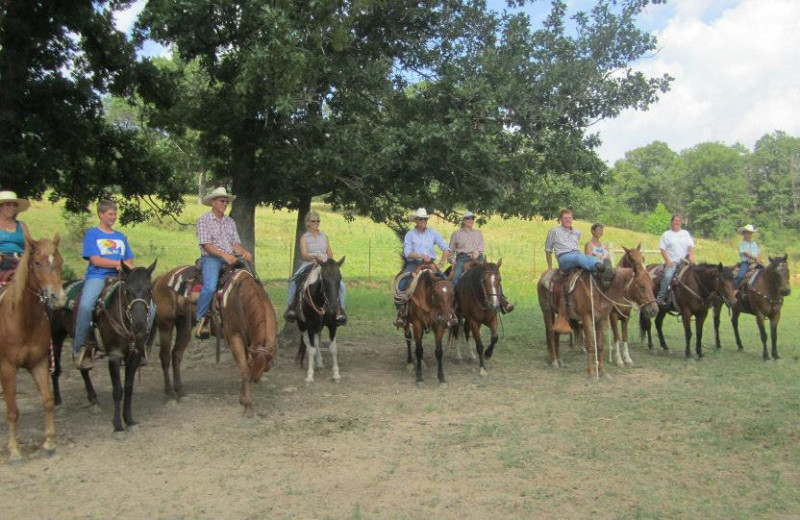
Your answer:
[733,224,761,290]
[394,208,452,328]
[448,210,513,313]
[656,213,696,305]
[194,187,253,339]
[544,209,610,276]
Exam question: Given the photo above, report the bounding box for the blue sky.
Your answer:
[117,0,800,165]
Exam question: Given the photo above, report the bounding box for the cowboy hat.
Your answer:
[202,187,236,206]
[0,190,31,213]
[461,210,475,220]
[409,208,429,221]
[737,224,757,234]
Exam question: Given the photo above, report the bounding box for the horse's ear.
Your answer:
[337,256,345,267]
[496,258,502,268]
[53,233,60,247]
[622,245,630,254]
[147,259,157,277]
[636,242,641,250]
[782,254,788,262]
[121,261,132,275]
[717,262,724,271]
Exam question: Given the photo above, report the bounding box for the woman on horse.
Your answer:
[656,214,696,305]
[733,224,761,288]
[0,190,33,272]
[448,210,514,313]
[394,208,452,328]
[584,223,609,263]
[283,210,346,325]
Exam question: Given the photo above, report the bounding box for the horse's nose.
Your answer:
[781,288,791,296]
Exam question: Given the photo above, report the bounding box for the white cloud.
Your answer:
[113,0,146,34]
[595,0,800,164]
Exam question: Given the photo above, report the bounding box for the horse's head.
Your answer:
[431,275,458,328]
[319,256,345,316]
[478,262,502,312]
[24,234,65,310]
[120,260,157,337]
[620,243,645,271]
[626,260,658,317]
[766,255,791,297]
[708,263,737,306]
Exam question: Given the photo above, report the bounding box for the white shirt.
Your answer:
[659,229,695,263]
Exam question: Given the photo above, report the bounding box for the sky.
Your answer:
[115,0,800,165]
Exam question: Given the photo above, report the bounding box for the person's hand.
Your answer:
[422,255,432,263]
[225,254,238,265]
[666,260,674,268]
[241,250,253,262]
[471,251,479,260]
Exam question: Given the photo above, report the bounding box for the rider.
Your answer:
[394,208,452,328]
[733,224,761,288]
[73,200,136,370]
[0,190,32,272]
[194,187,253,339]
[656,214,696,305]
[283,210,346,325]
[584,223,609,263]
[448,210,514,313]
[545,209,609,276]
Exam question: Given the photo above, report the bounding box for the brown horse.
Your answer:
[219,268,278,416]
[0,235,64,464]
[453,260,504,376]
[608,244,654,366]
[396,263,458,387]
[641,263,736,360]
[538,264,658,377]
[712,256,791,360]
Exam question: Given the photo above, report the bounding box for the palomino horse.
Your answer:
[294,258,346,383]
[219,266,278,416]
[395,263,458,387]
[453,260,504,376]
[538,265,658,377]
[608,244,655,366]
[0,235,64,463]
[77,262,157,436]
[640,263,736,360]
[712,256,791,360]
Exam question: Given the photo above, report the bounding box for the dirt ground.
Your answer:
[0,323,797,519]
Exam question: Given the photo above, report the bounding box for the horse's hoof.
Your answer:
[243,408,254,418]
[305,377,314,384]
[405,363,414,373]
[479,368,487,377]
[126,424,139,433]
[8,455,23,467]
[439,382,448,389]
[113,431,127,441]
[737,347,744,352]
[332,377,341,384]
[696,356,705,362]
[42,447,56,458]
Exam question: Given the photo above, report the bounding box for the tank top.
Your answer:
[0,221,24,254]
[303,231,329,260]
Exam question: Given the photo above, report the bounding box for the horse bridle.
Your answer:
[100,279,153,351]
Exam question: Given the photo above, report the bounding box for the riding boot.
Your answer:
[498,286,514,314]
[194,316,210,339]
[553,290,572,334]
[393,304,407,328]
[73,346,94,371]
[283,307,297,323]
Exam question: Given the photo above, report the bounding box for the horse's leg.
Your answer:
[328,326,341,382]
[434,326,446,387]
[471,320,487,376]
[29,359,56,456]
[108,358,125,433]
[314,330,324,370]
[680,311,693,359]
[713,300,722,350]
[413,321,425,387]
[639,312,654,351]
[484,316,499,360]
[122,352,141,429]
[228,334,253,417]
[610,313,623,366]
[695,310,708,360]
[770,310,781,360]
[303,330,316,383]
[596,320,607,377]
[80,369,99,409]
[51,330,65,407]
[294,328,306,367]
[404,326,414,370]
[581,318,596,377]
[655,308,669,351]
[731,308,744,351]
[158,320,175,399]
[171,314,192,399]
[0,362,22,464]
[755,312,769,361]
[464,319,477,361]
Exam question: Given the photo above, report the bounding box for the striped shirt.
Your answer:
[196,211,241,256]
[303,231,329,261]
[545,225,581,257]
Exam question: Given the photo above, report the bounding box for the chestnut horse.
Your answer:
[294,258,346,383]
[0,235,64,464]
[712,256,790,360]
[640,263,736,360]
[538,265,658,377]
[219,268,278,416]
[453,260,504,376]
[608,244,654,366]
[395,263,458,387]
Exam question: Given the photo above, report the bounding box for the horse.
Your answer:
[608,244,653,366]
[538,264,658,377]
[73,261,157,436]
[219,266,278,416]
[712,256,791,360]
[294,258,346,383]
[396,263,458,387]
[640,262,736,360]
[0,235,64,464]
[452,260,504,376]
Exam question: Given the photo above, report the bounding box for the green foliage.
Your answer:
[60,208,93,244]
[645,202,671,235]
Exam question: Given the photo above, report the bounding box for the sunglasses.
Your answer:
[308,220,320,223]
[416,217,428,221]
[463,216,475,220]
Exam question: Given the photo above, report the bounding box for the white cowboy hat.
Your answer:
[409,208,429,221]
[461,210,475,220]
[202,187,236,206]
[0,190,31,213]
[737,224,757,234]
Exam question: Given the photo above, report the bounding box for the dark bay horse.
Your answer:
[641,263,736,360]
[0,235,64,463]
[453,260,504,376]
[713,256,791,360]
[538,265,657,377]
[294,258,346,383]
[608,244,654,366]
[78,261,157,436]
[220,268,278,416]
[396,264,458,387]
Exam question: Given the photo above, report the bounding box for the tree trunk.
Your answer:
[230,191,256,261]
[292,196,312,272]
[230,129,257,262]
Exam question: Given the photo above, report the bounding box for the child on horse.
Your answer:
[734,224,761,289]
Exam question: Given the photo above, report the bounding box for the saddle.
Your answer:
[394,263,443,305]
[542,268,585,334]
[649,260,691,309]
[165,258,241,303]
[734,264,762,300]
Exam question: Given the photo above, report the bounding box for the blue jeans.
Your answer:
[557,251,600,272]
[452,253,484,288]
[734,260,750,287]
[657,264,677,300]
[287,262,346,308]
[73,277,106,354]
[196,255,225,321]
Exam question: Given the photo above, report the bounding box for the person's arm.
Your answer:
[434,231,452,265]
[584,240,593,256]
[88,256,133,270]
[475,231,485,260]
[203,243,237,264]
[660,248,672,267]
[232,243,252,262]
[546,250,553,270]
[686,246,696,264]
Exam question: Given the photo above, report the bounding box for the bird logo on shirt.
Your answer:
[97,239,125,256]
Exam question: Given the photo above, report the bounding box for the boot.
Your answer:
[73,346,94,371]
[500,295,514,314]
[194,316,210,339]
[553,294,572,334]
[284,307,297,323]
[393,306,406,328]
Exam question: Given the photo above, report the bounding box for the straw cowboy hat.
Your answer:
[461,210,475,220]
[202,187,236,206]
[737,224,758,234]
[409,208,430,221]
[0,190,31,213]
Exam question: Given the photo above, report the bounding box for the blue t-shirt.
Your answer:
[82,227,134,280]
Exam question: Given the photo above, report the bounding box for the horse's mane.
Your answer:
[459,262,498,299]
[9,242,32,309]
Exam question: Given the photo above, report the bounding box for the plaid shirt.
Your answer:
[544,225,581,257]
[196,211,241,255]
